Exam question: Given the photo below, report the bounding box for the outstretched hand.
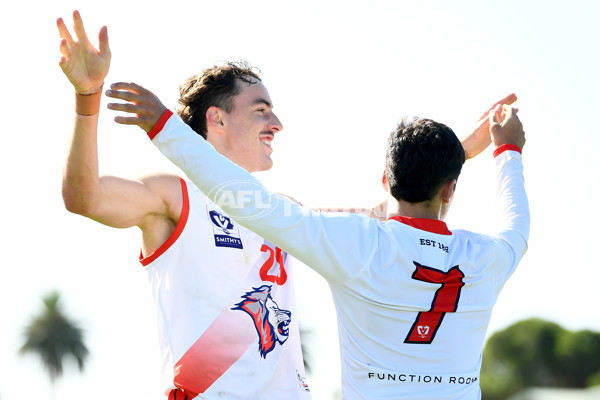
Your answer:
[106,82,168,133]
[462,93,518,159]
[57,10,111,94]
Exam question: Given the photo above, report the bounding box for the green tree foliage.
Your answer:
[19,290,88,384]
[300,325,312,374]
[481,318,600,400]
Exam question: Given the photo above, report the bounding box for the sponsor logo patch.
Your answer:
[208,208,243,249]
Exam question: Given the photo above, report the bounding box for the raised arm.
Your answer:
[489,104,529,277]
[57,11,181,253]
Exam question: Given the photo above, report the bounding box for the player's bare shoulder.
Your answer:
[139,173,184,224]
[136,173,185,256]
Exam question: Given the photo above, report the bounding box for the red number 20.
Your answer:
[404,262,464,344]
[259,244,288,285]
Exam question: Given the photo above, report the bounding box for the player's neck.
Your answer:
[387,197,444,221]
[206,133,257,173]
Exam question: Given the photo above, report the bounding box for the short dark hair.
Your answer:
[176,60,262,139]
[385,117,466,203]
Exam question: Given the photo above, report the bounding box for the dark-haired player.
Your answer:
[111,88,527,399]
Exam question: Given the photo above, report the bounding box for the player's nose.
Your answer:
[269,112,283,133]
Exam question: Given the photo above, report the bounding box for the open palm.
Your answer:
[57,10,111,94]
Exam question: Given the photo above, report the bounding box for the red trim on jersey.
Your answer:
[388,216,452,235]
[147,109,174,140]
[174,307,256,395]
[140,177,189,267]
[493,143,522,157]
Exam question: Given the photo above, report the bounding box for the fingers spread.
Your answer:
[105,88,143,104]
[113,115,156,133]
[56,17,74,44]
[114,115,144,126]
[58,39,72,70]
[72,10,89,42]
[98,26,111,57]
[109,82,148,95]
[59,38,70,58]
[107,101,144,114]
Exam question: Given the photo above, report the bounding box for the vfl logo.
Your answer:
[209,210,234,233]
[232,285,291,358]
[208,209,243,249]
[417,325,430,338]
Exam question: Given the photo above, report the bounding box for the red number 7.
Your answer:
[404,262,464,344]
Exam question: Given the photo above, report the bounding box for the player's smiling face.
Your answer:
[220,79,283,172]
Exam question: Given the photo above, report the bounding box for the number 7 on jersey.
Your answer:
[404,262,465,344]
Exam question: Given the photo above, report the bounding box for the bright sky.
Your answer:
[1,1,599,399]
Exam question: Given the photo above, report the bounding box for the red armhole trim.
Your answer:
[493,144,522,158]
[140,178,190,267]
[147,109,174,140]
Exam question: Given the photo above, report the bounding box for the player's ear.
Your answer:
[441,179,457,204]
[381,170,389,192]
[206,106,225,133]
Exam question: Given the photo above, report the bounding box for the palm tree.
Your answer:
[19,290,88,385]
[299,324,313,374]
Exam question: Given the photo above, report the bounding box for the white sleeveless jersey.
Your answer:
[140,177,310,399]
[150,111,529,400]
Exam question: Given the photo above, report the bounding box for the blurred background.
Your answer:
[1,1,599,399]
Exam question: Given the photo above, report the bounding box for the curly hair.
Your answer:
[385,117,466,203]
[176,60,262,139]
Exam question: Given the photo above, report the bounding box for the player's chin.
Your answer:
[258,157,274,171]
